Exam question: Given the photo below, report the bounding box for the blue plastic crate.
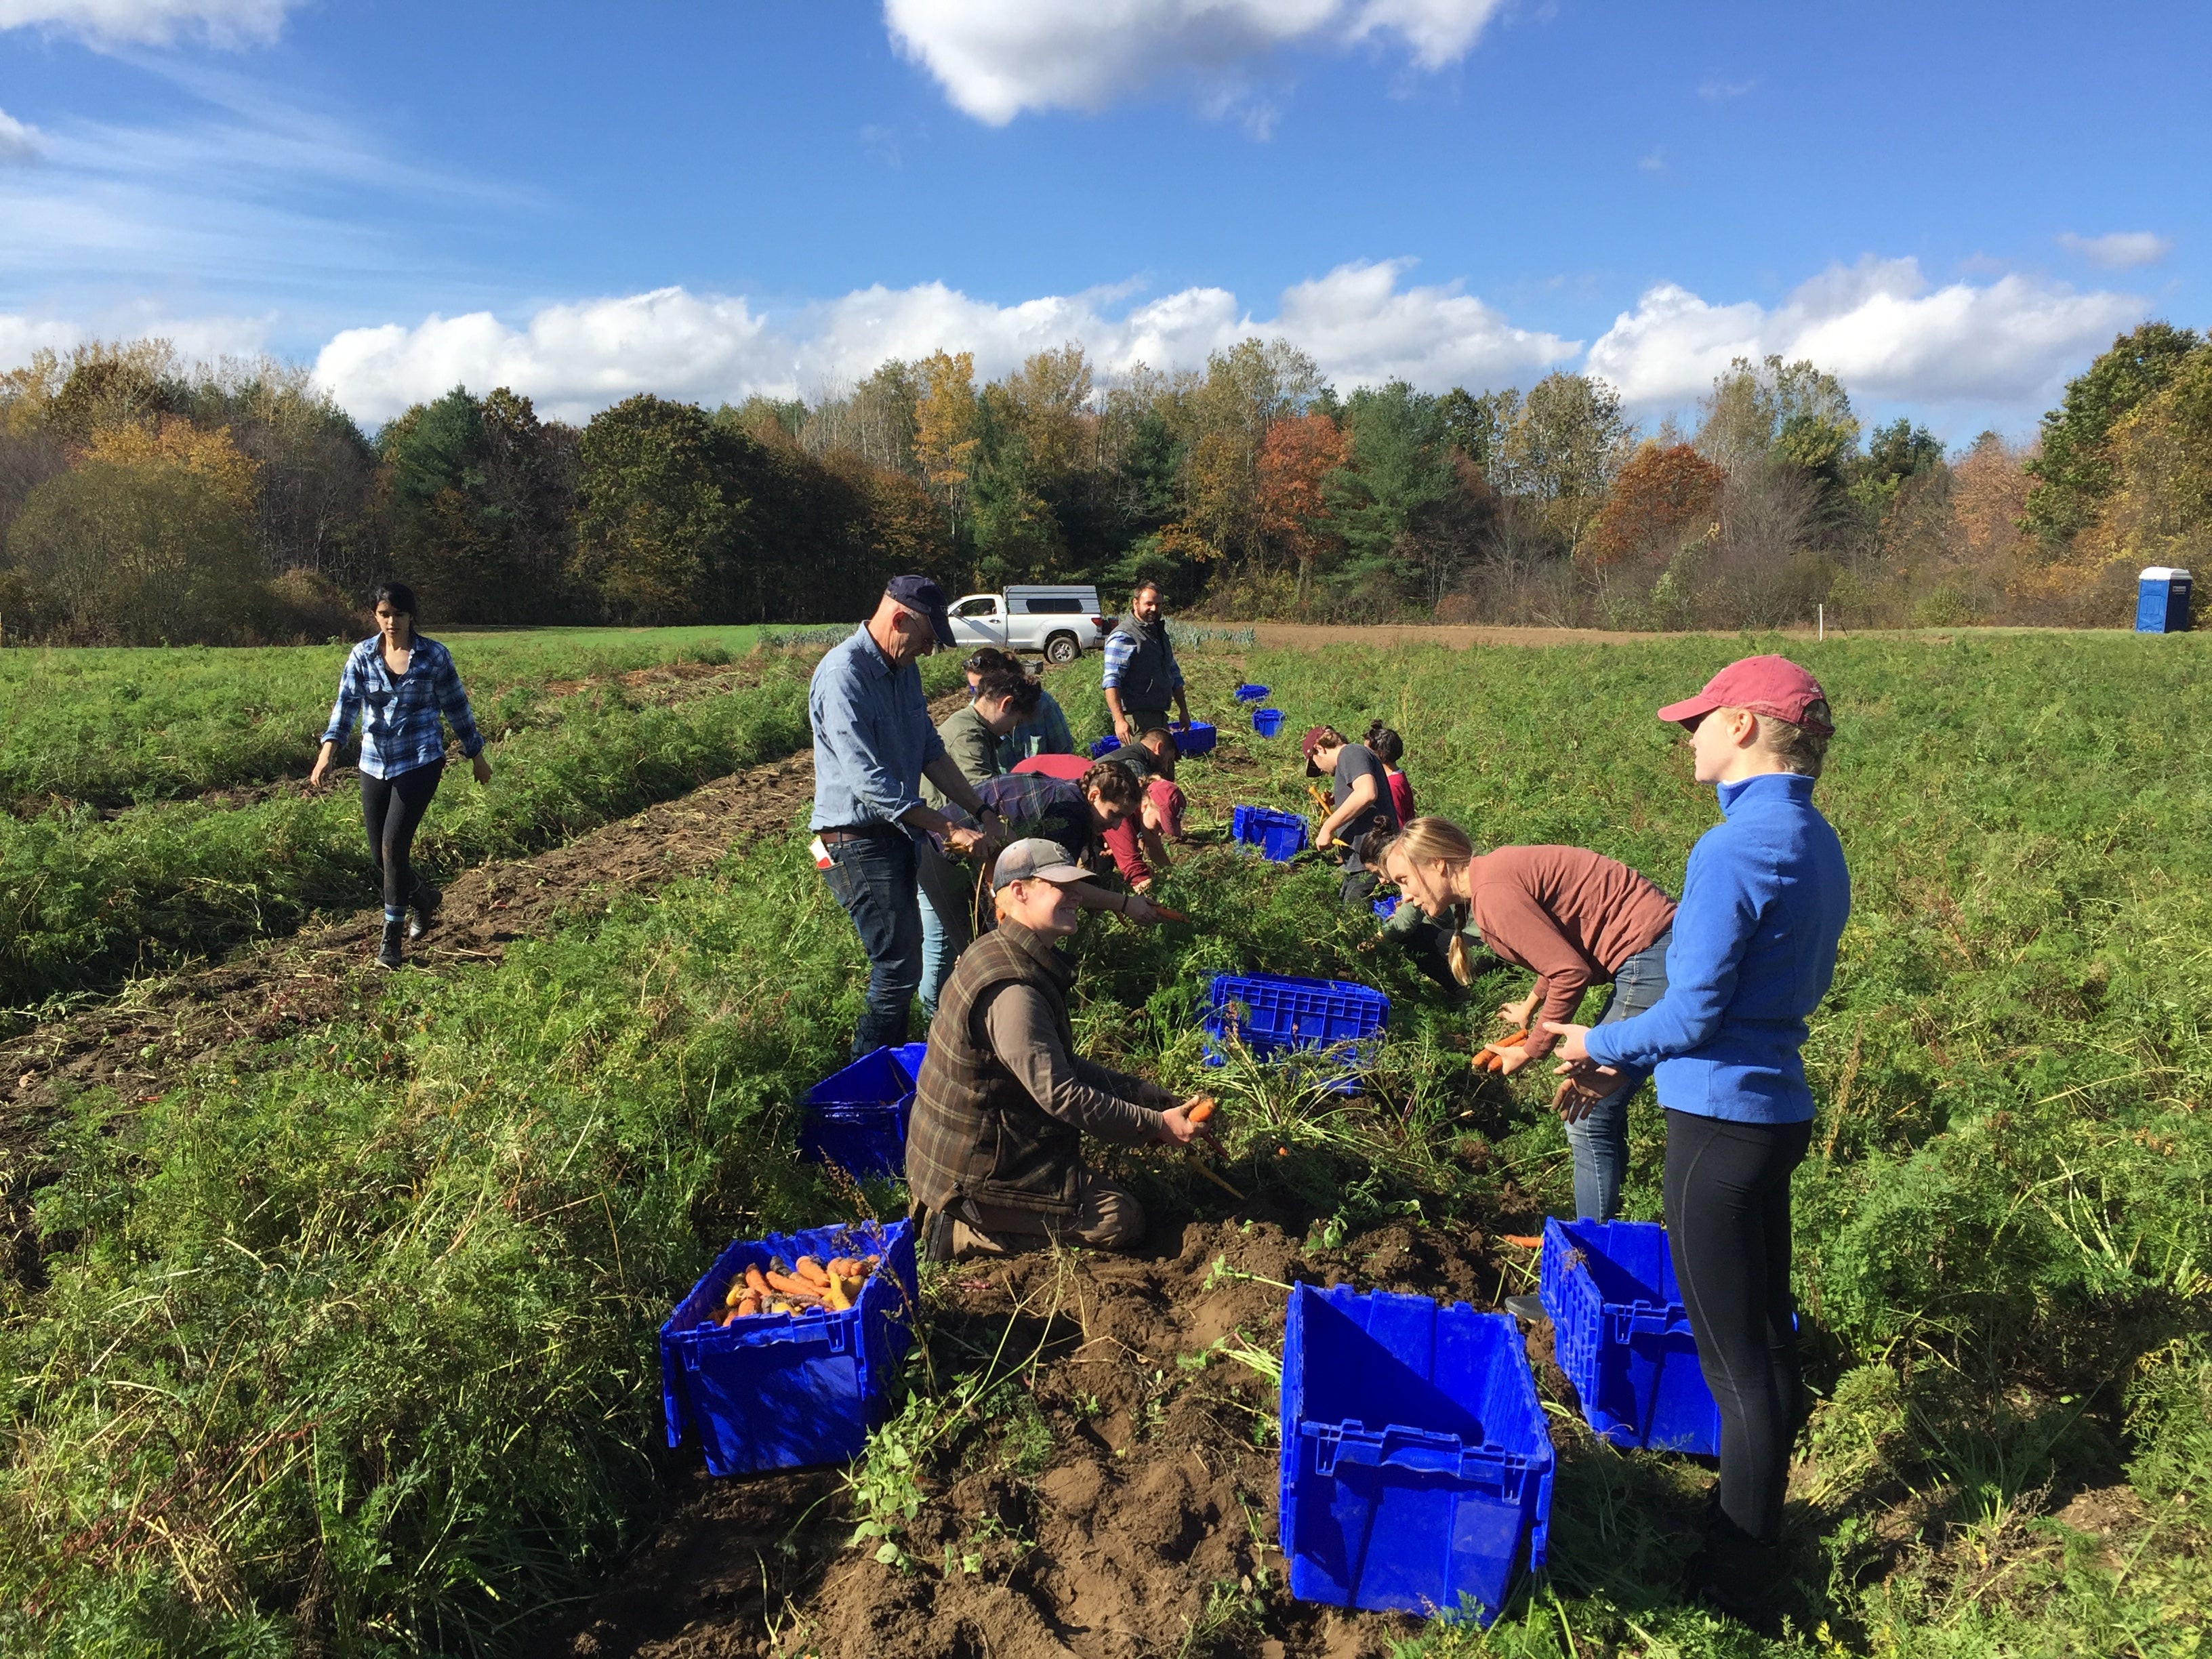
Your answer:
[1538,1216,1719,1454]
[1089,734,1122,757]
[660,1217,919,1477]
[1233,682,1271,702]
[1252,707,1286,738]
[1169,720,1216,756]
[1231,804,1308,861]
[798,1046,916,1181]
[1202,972,1387,1092]
[1282,1284,1553,1622]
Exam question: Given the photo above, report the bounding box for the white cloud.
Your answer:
[2057,230,2171,270]
[1586,257,2147,411]
[1271,259,1576,389]
[1698,76,1755,100]
[311,260,1576,426]
[881,0,1504,124]
[0,106,43,164]
[0,0,295,46]
[315,291,777,426]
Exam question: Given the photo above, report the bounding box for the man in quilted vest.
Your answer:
[907,838,1216,1261]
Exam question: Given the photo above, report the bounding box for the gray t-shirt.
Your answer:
[1332,742,1399,871]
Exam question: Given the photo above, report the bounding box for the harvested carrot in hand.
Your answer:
[1153,905,1191,923]
[1187,1097,1216,1124]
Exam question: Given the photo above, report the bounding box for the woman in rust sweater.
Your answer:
[1382,815,1676,1221]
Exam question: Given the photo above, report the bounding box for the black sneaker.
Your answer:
[1503,1293,1547,1323]
[408,880,441,941]
[377,918,405,970]
[1683,1509,1787,1625]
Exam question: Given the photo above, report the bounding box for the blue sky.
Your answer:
[1,1,2203,437]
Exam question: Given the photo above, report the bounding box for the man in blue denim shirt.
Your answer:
[811,576,1005,1057]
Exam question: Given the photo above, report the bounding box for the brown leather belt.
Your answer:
[815,823,903,844]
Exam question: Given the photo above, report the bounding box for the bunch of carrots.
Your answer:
[1473,1029,1530,1073]
[701,1252,883,1326]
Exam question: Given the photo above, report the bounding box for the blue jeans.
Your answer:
[1563,926,1671,1222]
[915,837,971,1018]
[821,828,923,1059]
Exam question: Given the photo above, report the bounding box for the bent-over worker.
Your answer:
[907,838,1215,1261]
[1302,724,1401,905]
[919,669,1044,1017]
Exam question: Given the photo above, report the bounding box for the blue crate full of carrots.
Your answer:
[659,1218,919,1477]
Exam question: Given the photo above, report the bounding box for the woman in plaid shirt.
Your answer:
[310,582,492,968]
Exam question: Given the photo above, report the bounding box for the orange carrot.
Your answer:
[764,1270,822,1300]
[743,1264,770,1296]
[1187,1097,1216,1125]
[794,1256,830,1288]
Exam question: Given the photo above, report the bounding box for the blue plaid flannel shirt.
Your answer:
[321,635,485,780]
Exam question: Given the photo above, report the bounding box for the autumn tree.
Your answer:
[2081,343,2212,575]
[1256,411,1349,599]
[7,427,267,643]
[1582,443,1724,569]
[2022,321,2203,550]
[914,350,981,539]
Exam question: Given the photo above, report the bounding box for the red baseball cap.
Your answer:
[1300,724,1342,777]
[1656,655,1833,734]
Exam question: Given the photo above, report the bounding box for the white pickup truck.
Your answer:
[945,586,1112,664]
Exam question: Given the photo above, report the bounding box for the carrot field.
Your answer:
[1,628,2207,1658]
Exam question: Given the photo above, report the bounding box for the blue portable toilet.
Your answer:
[2135,567,2193,634]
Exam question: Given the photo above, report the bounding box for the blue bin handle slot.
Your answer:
[1303,1420,1492,1478]
[1607,1305,1691,1343]
[683,1315,852,1370]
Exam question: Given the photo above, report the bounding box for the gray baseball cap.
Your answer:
[991,837,1094,892]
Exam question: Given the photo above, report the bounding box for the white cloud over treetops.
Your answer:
[2057,230,2172,270]
[881,0,1504,123]
[1585,258,2147,412]
[1,256,2149,432]
[311,260,1578,426]
[0,0,293,46]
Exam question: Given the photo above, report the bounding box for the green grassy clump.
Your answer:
[0,624,778,811]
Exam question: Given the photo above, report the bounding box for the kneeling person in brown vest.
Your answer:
[907,838,1216,1261]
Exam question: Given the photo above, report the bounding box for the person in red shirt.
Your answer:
[1381,815,1677,1222]
[1017,729,1185,890]
[1365,721,1416,825]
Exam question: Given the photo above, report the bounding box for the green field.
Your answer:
[1,630,2207,1656]
[0,623,884,1012]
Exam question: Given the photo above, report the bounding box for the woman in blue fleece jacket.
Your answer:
[1547,655,1849,1614]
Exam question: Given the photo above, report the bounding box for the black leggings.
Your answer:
[1663,1109,1812,1543]
[361,760,443,913]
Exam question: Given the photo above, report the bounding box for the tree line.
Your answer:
[1,323,2205,645]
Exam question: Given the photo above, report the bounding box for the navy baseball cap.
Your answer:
[884,575,955,649]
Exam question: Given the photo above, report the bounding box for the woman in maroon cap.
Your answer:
[1546,655,1850,1618]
